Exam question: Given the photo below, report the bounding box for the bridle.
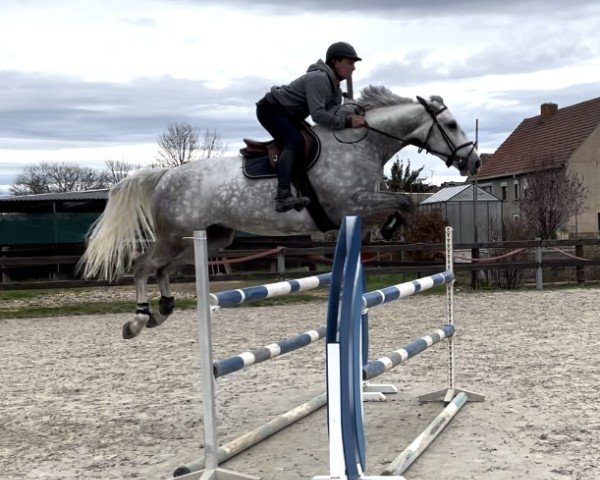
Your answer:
[335,97,476,171]
[413,96,476,171]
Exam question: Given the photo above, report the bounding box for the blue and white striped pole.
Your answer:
[212,269,454,380]
[362,270,454,309]
[209,273,332,308]
[362,324,455,380]
[209,266,453,311]
[213,325,327,378]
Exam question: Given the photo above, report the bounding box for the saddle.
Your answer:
[239,120,320,178]
[239,121,337,232]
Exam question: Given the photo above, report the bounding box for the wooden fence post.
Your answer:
[576,243,585,284]
[470,246,479,290]
[277,250,286,280]
[535,239,543,290]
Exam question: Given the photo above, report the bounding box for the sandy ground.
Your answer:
[1,285,599,480]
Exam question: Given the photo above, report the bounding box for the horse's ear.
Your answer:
[429,95,445,105]
[416,96,428,107]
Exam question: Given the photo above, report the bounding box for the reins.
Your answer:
[333,100,475,170]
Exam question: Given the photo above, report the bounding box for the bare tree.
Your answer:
[101,160,141,186]
[10,162,107,195]
[155,122,228,168]
[156,122,199,167]
[488,218,531,289]
[520,164,587,239]
[198,128,228,159]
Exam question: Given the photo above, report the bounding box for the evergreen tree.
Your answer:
[384,157,434,193]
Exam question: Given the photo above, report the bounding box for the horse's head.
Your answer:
[356,86,480,176]
[413,96,481,176]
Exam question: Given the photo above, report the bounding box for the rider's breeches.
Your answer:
[256,97,303,189]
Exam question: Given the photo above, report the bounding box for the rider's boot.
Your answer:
[275,186,310,213]
[275,149,310,212]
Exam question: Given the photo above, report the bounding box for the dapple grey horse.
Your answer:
[80,86,480,338]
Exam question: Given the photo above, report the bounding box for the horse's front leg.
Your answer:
[348,190,411,216]
[146,269,175,329]
[347,190,412,240]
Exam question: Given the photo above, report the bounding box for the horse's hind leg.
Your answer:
[122,243,182,339]
[122,251,155,339]
[145,267,176,329]
[147,225,233,328]
[130,239,195,334]
[123,226,234,338]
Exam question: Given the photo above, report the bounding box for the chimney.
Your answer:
[540,102,558,119]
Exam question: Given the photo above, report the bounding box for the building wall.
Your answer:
[480,125,600,236]
[567,125,600,235]
[420,200,502,243]
[476,175,523,224]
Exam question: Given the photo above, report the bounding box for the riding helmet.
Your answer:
[326,42,362,63]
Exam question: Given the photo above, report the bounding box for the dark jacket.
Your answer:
[267,60,349,130]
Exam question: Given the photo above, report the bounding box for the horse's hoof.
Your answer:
[159,296,175,315]
[146,312,168,329]
[122,322,137,339]
[122,313,148,339]
[147,296,175,328]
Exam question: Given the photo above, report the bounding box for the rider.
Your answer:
[256,41,366,213]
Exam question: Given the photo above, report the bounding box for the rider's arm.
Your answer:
[305,74,350,130]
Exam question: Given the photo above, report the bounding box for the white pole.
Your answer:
[193,230,220,471]
[189,231,259,480]
[445,226,455,394]
[381,392,468,476]
[176,393,326,475]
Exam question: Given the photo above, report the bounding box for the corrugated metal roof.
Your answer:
[421,185,500,204]
[421,185,470,203]
[0,189,109,202]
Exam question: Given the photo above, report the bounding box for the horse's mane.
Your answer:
[357,85,415,110]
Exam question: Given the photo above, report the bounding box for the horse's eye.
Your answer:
[447,121,458,130]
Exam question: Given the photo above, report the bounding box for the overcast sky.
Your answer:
[1,0,599,193]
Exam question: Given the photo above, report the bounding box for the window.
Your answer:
[501,185,507,201]
[513,214,520,221]
[514,181,520,200]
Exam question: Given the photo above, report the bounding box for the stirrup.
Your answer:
[275,195,310,213]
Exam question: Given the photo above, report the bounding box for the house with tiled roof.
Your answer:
[469,96,600,236]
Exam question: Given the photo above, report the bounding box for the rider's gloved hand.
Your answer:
[350,115,366,128]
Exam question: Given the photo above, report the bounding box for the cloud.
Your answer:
[122,16,157,28]
[365,23,597,87]
[458,81,600,152]
[2,66,598,168]
[0,71,270,147]
[191,0,600,16]
[1,0,599,191]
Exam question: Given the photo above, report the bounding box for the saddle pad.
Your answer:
[242,155,277,179]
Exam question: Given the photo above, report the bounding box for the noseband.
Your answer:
[337,100,475,171]
[414,97,475,171]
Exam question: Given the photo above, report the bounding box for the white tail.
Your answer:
[79,169,167,281]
